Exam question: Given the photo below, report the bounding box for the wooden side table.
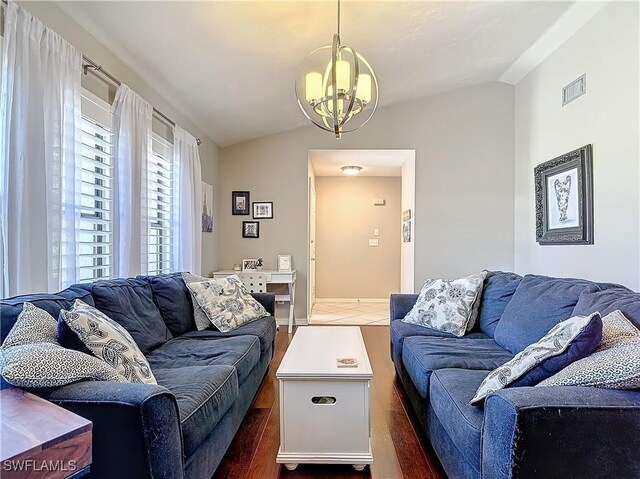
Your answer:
[0,388,92,479]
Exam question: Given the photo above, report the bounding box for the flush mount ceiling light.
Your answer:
[341,165,362,175]
[295,0,379,139]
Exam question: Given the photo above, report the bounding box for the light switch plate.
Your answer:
[373,228,379,236]
[368,239,379,247]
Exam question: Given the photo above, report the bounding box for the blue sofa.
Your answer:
[0,273,277,479]
[391,271,640,479]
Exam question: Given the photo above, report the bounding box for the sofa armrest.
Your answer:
[36,381,184,479]
[252,292,275,316]
[482,386,640,479]
[390,294,418,321]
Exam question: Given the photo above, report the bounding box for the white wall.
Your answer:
[401,156,416,293]
[17,1,221,275]
[315,176,401,298]
[514,2,640,290]
[219,82,516,319]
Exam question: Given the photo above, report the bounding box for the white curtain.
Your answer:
[111,84,153,278]
[173,125,202,275]
[0,2,83,297]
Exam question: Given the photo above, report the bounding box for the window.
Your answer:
[148,134,174,275]
[77,90,114,283]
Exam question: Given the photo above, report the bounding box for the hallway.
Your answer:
[309,301,390,326]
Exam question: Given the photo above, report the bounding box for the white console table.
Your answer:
[212,270,297,334]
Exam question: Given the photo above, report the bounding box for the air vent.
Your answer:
[562,74,586,106]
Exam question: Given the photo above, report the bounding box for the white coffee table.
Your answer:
[276,326,373,471]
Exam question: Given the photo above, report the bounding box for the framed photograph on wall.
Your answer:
[232,191,250,215]
[535,144,593,245]
[253,201,273,219]
[277,254,292,272]
[242,221,260,238]
[402,220,411,243]
[402,209,411,222]
[202,181,214,233]
[242,259,258,272]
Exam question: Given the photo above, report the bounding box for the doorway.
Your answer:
[307,150,416,325]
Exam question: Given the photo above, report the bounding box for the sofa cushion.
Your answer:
[79,279,172,355]
[147,335,261,384]
[402,272,486,337]
[390,319,489,367]
[60,300,156,384]
[137,273,196,336]
[1,288,94,343]
[471,313,602,405]
[494,275,599,354]
[573,287,640,329]
[401,336,513,398]
[539,310,640,389]
[179,315,277,355]
[1,303,126,388]
[476,271,522,337]
[429,369,488,470]
[154,365,238,457]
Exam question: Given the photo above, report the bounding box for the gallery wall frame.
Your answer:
[232,191,250,215]
[535,144,593,245]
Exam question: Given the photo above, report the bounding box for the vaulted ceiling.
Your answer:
[57,1,573,147]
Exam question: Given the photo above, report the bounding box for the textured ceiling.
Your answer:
[57,1,572,147]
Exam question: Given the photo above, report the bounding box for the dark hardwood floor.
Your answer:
[213,326,446,479]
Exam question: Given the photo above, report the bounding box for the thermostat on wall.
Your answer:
[373,198,386,206]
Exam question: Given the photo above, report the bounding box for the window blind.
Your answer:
[148,134,174,275]
[78,90,114,283]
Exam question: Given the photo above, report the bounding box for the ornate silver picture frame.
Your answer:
[535,144,593,245]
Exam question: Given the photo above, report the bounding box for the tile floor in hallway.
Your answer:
[309,300,390,326]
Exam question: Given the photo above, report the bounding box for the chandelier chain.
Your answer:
[337,0,341,37]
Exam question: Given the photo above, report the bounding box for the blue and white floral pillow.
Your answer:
[402,272,486,337]
[61,300,156,384]
[186,275,269,332]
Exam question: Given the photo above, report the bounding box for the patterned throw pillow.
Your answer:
[402,271,487,337]
[0,302,126,388]
[182,272,216,331]
[186,275,269,332]
[60,300,156,384]
[470,313,602,406]
[538,310,640,389]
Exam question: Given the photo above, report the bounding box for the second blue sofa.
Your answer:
[391,271,640,479]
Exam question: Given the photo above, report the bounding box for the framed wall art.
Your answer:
[534,144,593,245]
[253,201,273,219]
[232,191,250,215]
[242,221,260,238]
[202,181,214,233]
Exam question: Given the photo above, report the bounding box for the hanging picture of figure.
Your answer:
[534,145,593,245]
[202,182,214,233]
[402,220,411,243]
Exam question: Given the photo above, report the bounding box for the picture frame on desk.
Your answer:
[278,254,292,272]
[242,258,258,272]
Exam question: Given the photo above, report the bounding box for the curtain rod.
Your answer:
[1,0,202,147]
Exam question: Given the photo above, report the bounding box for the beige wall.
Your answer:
[17,1,221,275]
[219,82,516,320]
[315,176,401,299]
[514,2,640,290]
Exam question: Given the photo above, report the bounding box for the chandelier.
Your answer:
[295,0,379,138]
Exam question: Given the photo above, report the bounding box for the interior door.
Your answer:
[309,183,317,317]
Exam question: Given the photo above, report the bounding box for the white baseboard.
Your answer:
[276,317,308,327]
[314,298,388,304]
